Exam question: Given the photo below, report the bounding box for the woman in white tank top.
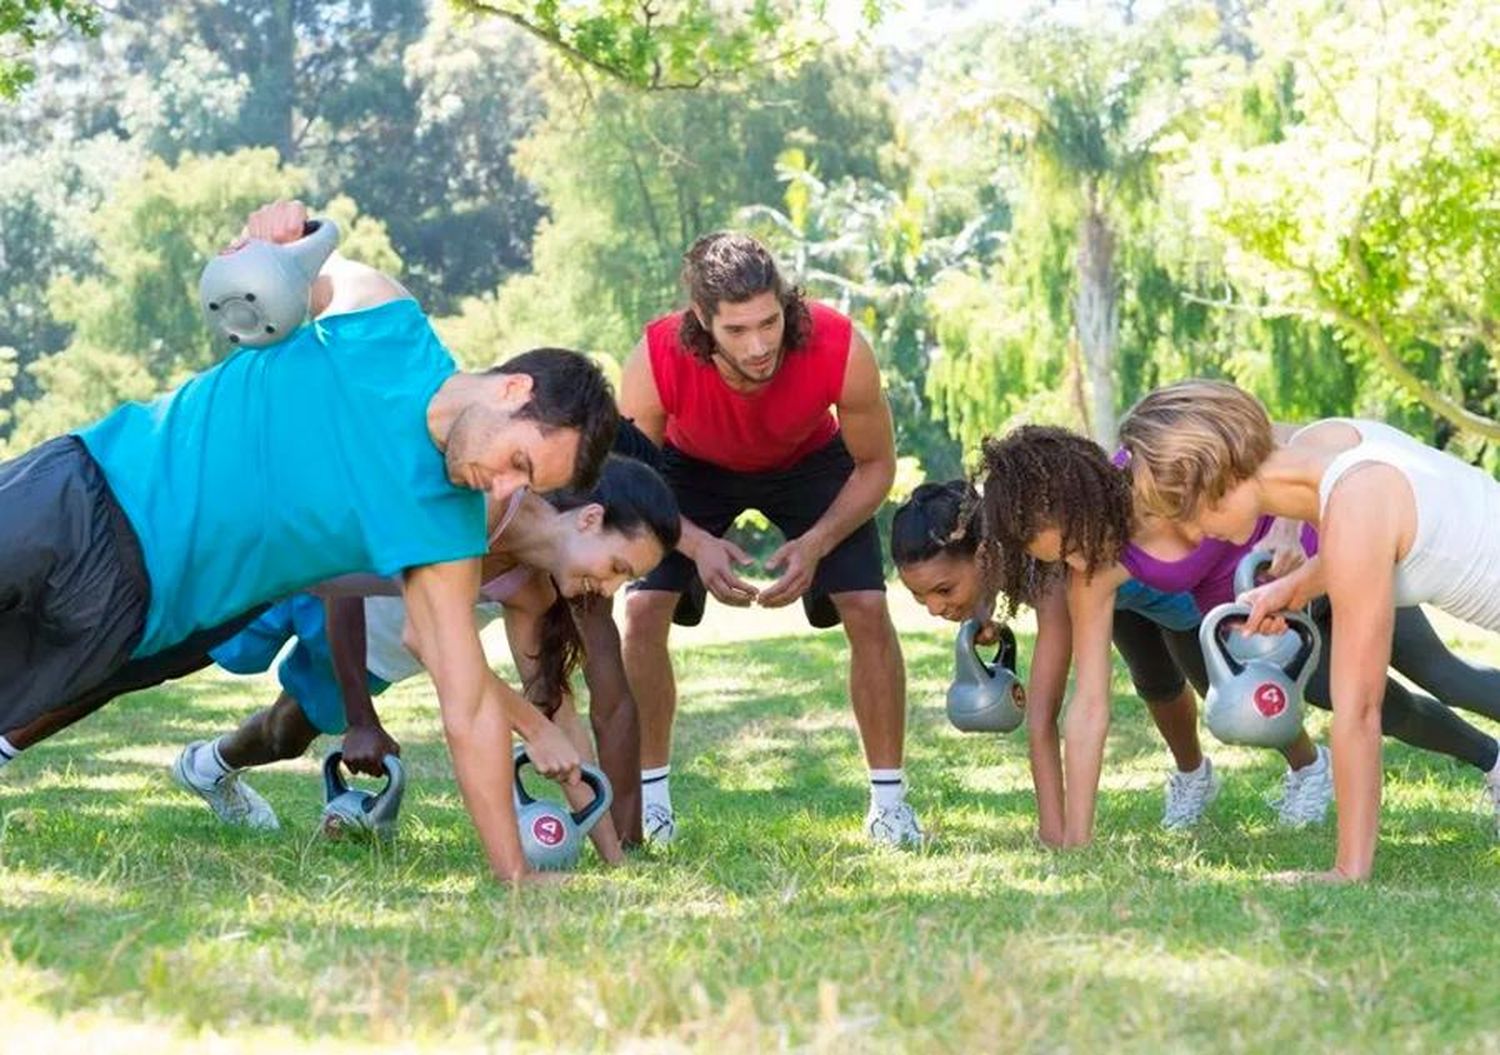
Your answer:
[1119,379,1500,882]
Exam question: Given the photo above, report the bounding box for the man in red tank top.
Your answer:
[619,232,919,847]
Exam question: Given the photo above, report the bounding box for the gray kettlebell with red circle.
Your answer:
[1201,602,1320,748]
[200,218,339,346]
[321,750,405,841]
[946,619,1026,734]
[1226,550,1302,667]
[513,745,613,871]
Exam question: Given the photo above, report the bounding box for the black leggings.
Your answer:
[1141,601,1500,772]
[1303,600,1500,772]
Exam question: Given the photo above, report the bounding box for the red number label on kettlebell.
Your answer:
[1253,683,1287,718]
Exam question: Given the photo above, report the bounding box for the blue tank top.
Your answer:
[1114,579,1201,632]
[78,299,487,658]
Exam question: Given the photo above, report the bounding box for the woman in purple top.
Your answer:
[977,425,1500,849]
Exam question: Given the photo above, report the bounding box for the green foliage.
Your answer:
[439,49,906,363]
[2,149,399,453]
[1179,0,1500,443]
[453,0,888,90]
[0,0,98,97]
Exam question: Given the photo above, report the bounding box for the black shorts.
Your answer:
[1111,608,1207,704]
[0,436,150,730]
[633,434,885,628]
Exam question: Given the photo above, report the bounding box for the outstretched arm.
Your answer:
[402,558,581,884]
[1320,467,1406,882]
[1027,578,1073,847]
[325,596,401,776]
[1061,564,1129,847]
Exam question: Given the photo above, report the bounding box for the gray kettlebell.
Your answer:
[199,218,340,347]
[321,750,405,841]
[1226,550,1302,667]
[1200,602,1320,748]
[946,619,1026,734]
[512,745,613,871]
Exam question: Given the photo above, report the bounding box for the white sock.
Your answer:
[869,768,906,811]
[0,735,19,769]
[1180,757,1210,778]
[642,765,672,814]
[191,738,234,784]
[1296,745,1330,773]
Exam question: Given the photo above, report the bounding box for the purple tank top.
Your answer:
[1113,450,1317,610]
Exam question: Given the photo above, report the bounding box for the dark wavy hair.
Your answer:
[675,232,812,363]
[489,348,619,490]
[890,480,981,567]
[978,426,1133,616]
[527,455,682,712]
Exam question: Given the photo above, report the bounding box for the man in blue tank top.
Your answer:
[0,200,617,883]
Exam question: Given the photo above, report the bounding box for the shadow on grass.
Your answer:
[2,624,1499,1045]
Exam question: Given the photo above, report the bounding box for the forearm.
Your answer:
[803,458,895,554]
[326,598,381,731]
[444,672,529,881]
[577,601,642,844]
[554,701,625,865]
[1061,689,1110,847]
[1330,679,1385,881]
[675,516,715,563]
[1028,700,1066,846]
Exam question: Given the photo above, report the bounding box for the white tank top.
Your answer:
[1312,418,1500,631]
[364,488,534,684]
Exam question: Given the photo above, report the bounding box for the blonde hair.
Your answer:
[1118,379,1275,519]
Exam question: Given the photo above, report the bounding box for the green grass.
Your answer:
[3,601,1499,1052]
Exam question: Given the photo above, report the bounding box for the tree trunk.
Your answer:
[1075,203,1119,446]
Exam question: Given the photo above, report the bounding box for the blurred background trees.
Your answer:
[3,0,1496,483]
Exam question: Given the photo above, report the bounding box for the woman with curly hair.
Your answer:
[978,424,1500,851]
[891,480,1216,840]
[1120,380,1500,880]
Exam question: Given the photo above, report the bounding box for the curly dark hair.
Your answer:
[977,425,1133,615]
[675,232,812,362]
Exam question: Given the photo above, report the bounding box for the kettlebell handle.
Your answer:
[569,765,614,834]
[323,749,403,809]
[1233,549,1274,598]
[1204,603,1320,683]
[513,745,614,835]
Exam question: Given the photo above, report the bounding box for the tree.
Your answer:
[453,0,889,91]
[0,0,98,97]
[435,49,906,365]
[942,11,1207,444]
[3,149,400,453]
[1181,0,1500,444]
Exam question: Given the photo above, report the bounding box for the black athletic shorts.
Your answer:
[1111,608,1208,704]
[632,434,884,629]
[0,436,150,730]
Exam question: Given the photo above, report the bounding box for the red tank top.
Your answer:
[646,300,851,473]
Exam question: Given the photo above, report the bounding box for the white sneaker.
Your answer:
[1274,745,1333,828]
[1162,758,1221,830]
[642,802,677,846]
[864,801,925,848]
[1483,768,1500,837]
[171,741,280,830]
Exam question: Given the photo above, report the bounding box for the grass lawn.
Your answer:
[2,591,1498,1052]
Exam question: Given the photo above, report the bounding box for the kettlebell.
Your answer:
[946,619,1026,734]
[321,750,406,841]
[512,746,613,871]
[1226,550,1302,667]
[199,218,340,347]
[1200,602,1320,748]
